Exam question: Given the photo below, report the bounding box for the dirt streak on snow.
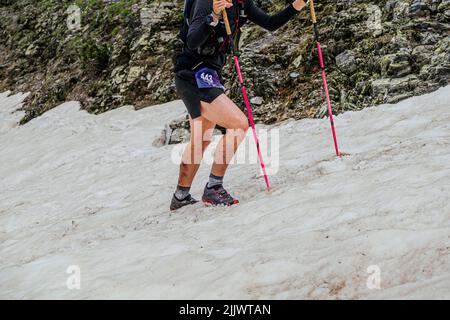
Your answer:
[0,86,449,299]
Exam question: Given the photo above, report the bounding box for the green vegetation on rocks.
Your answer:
[0,0,449,128]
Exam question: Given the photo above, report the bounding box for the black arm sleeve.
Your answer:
[246,0,299,31]
[186,0,216,51]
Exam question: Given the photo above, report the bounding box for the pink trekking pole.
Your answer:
[222,9,271,191]
[309,0,340,156]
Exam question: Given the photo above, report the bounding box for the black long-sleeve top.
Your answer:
[175,0,299,72]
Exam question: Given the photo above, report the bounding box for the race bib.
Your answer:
[195,67,225,90]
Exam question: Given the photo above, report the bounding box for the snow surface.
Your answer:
[0,87,449,299]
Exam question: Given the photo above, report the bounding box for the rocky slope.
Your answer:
[0,0,449,131]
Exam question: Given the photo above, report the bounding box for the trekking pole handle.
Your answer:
[309,0,317,24]
[222,8,232,35]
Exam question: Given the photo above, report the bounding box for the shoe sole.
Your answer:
[170,201,199,211]
[202,199,239,207]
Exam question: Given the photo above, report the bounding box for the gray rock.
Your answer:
[389,61,412,77]
[250,96,264,105]
[393,1,410,21]
[169,128,190,144]
[409,0,430,16]
[389,33,411,51]
[152,124,172,147]
[371,75,419,97]
[438,0,450,11]
[336,50,357,75]
[169,115,190,130]
[385,0,400,12]
[412,45,434,64]
[380,52,411,76]
[112,66,126,85]
[419,32,441,45]
[127,66,143,83]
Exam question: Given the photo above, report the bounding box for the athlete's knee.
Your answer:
[236,117,249,133]
[228,119,248,141]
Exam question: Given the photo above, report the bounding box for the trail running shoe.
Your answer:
[202,184,239,206]
[170,194,199,211]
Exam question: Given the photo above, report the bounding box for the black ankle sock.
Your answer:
[207,173,224,188]
[174,185,190,200]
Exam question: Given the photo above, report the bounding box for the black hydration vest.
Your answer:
[179,0,248,56]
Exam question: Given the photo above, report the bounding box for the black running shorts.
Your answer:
[174,68,225,119]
